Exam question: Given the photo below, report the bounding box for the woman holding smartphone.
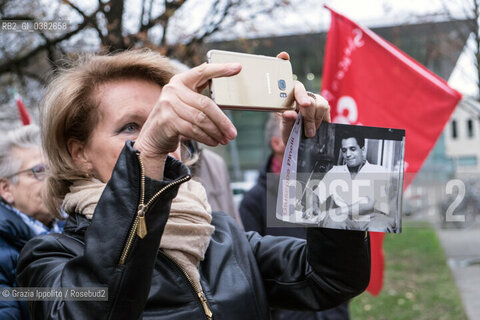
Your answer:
[17,49,370,319]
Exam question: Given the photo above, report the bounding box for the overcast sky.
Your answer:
[287,0,472,33]
[191,0,474,42]
[325,0,461,22]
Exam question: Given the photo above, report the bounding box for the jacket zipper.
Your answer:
[159,250,213,320]
[119,152,191,265]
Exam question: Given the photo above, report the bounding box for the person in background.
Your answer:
[184,140,243,228]
[0,125,62,320]
[240,113,351,320]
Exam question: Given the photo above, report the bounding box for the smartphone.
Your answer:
[207,50,295,111]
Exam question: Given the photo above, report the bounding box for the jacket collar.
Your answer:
[0,202,37,250]
[61,148,191,239]
[63,213,91,238]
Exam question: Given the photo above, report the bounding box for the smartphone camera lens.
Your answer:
[278,79,286,91]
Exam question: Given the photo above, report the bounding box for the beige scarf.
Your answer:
[63,178,215,290]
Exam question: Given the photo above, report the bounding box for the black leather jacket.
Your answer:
[17,142,370,320]
[0,202,36,320]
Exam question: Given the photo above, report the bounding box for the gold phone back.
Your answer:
[208,50,294,111]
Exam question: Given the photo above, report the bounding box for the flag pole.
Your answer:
[12,88,31,125]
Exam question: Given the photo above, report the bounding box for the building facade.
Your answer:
[444,97,480,175]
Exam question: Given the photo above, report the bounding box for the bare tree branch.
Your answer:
[439,0,479,98]
[148,0,154,22]
[140,0,147,27]
[22,70,46,85]
[193,0,238,42]
[62,0,88,19]
[63,0,106,44]
[189,0,288,45]
[0,14,36,20]
[0,0,301,115]
[139,0,187,33]
[0,14,97,73]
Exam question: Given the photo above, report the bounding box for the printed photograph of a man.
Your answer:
[296,123,405,233]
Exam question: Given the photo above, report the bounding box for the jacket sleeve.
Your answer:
[16,142,190,320]
[0,245,23,320]
[239,186,265,234]
[246,228,370,311]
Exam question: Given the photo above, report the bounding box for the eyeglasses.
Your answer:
[5,164,48,181]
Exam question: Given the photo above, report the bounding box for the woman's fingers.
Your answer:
[143,75,238,154]
[160,62,239,146]
[163,81,237,141]
[280,88,331,143]
[292,81,316,138]
[174,94,233,145]
[138,96,223,156]
[275,52,323,139]
[275,51,332,139]
[173,117,220,147]
[307,92,330,128]
[179,87,236,139]
[292,81,331,138]
[313,93,331,124]
[281,110,297,145]
[321,98,331,123]
[176,62,241,91]
[276,51,290,60]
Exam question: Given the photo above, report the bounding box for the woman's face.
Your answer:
[77,79,164,182]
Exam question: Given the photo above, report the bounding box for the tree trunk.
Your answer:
[104,0,126,51]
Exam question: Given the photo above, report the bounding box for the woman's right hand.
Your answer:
[134,62,241,178]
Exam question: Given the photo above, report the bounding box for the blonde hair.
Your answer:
[41,49,176,217]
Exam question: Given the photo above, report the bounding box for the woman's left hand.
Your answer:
[276,52,331,144]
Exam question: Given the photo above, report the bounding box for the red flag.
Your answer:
[321,6,462,295]
[14,91,31,125]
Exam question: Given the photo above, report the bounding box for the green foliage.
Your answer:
[350,221,467,320]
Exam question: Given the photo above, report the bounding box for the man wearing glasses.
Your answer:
[0,124,62,320]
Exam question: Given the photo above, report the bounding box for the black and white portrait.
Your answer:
[279,121,405,233]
